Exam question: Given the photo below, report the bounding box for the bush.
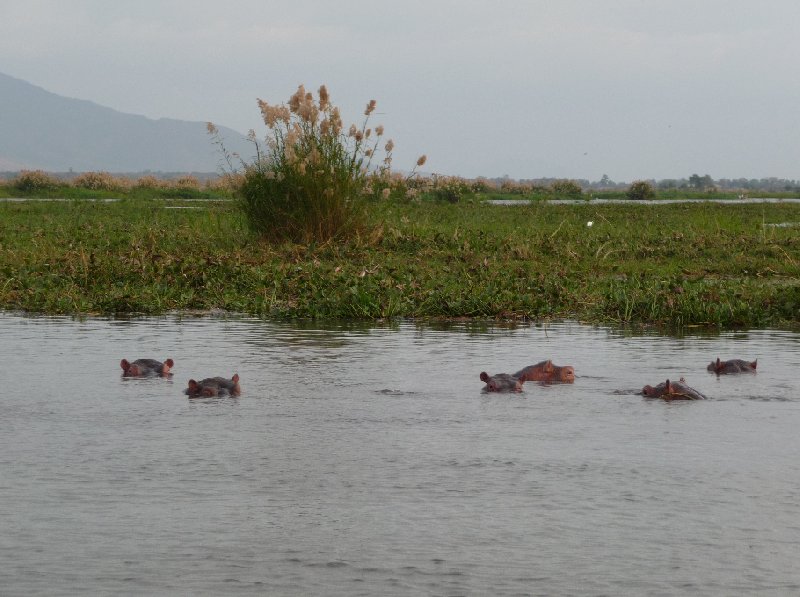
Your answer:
[12,170,60,193]
[173,175,200,191]
[210,85,425,244]
[627,180,656,200]
[550,179,583,199]
[72,171,123,191]
[134,175,164,189]
[427,175,472,203]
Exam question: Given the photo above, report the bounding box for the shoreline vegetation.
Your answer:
[2,81,798,330]
[1,186,798,330]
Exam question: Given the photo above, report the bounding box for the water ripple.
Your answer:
[1,314,799,595]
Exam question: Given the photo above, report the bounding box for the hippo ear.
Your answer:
[120,359,130,370]
[751,359,757,370]
[164,359,174,368]
[188,379,198,390]
[232,373,240,383]
[716,357,721,369]
[480,372,489,382]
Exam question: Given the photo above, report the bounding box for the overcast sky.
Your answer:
[2,0,799,181]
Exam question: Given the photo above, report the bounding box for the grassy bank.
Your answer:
[0,197,798,328]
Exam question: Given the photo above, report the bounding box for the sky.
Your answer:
[2,0,799,182]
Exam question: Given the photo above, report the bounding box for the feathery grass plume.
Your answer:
[318,85,330,110]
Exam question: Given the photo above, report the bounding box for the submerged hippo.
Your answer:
[480,360,575,392]
[479,372,524,393]
[185,374,241,398]
[121,358,174,377]
[707,358,757,375]
[514,360,575,384]
[642,378,707,401]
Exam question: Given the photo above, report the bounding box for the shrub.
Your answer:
[12,170,60,193]
[173,175,200,190]
[209,84,424,243]
[500,179,533,195]
[471,178,494,193]
[134,175,164,189]
[427,175,473,203]
[72,171,123,191]
[627,180,656,200]
[550,179,583,199]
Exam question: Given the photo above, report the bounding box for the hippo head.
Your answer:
[480,371,496,391]
[555,365,575,383]
[642,383,658,397]
[120,359,140,376]
[642,379,673,398]
[185,379,216,397]
[480,371,522,393]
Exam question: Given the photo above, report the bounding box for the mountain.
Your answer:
[0,71,252,173]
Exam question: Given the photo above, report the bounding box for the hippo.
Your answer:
[480,372,523,393]
[185,374,241,398]
[480,360,575,392]
[121,358,174,377]
[514,360,575,384]
[642,378,707,401]
[707,358,757,375]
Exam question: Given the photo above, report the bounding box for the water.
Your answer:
[0,314,798,596]
[488,197,800,205]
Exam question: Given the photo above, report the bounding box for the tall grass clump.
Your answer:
[626,180,656,200]
[211,84,422,244]
[12,170,60,193]
[72,171,126,191]
[550,179,583,199]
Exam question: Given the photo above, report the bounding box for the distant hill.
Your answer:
[0,71,252,173]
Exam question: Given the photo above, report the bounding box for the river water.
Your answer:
[0,314,798,596]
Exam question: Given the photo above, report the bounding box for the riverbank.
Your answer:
[1,197,798,328]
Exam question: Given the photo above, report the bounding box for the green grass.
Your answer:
[1,197,798,329]
[0,184,228,200]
